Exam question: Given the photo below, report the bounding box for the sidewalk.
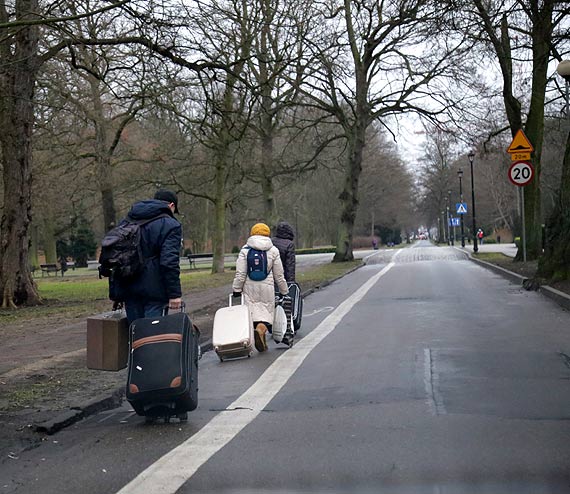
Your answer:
[455,242,518,258]
[455,242,570,312]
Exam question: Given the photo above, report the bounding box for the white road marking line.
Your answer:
[423,348,446,416]
[116,251,401,494]
[304,306,335,317]
[423,348,437,416]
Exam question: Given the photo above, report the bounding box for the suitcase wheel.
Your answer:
[144,416,157,425]
[177,412,188,422]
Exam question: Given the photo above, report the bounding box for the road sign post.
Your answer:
[506,127,534,263]
[520,188,527,263]
[507,160,534,262]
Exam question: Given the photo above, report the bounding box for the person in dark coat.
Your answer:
[272,221,296,282]
[111,189,183,323]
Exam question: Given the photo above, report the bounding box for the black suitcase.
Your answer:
[287,282,303,332]
[126,311,199,422]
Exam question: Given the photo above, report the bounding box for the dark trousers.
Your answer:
[125,299,167,324]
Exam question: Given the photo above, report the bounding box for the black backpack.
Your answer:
[98,214,169,280]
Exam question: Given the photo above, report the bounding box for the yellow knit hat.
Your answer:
[250,223,270,237]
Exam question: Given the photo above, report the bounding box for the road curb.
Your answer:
[35,388,125,435]
[468,254,527,286]
[458,247,570,311]
[539,285,570,311]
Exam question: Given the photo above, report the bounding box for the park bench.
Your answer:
[40,264,59,277]
[87,260,100,270]
[188,253,238,269]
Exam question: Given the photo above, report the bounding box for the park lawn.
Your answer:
[297,260,362,286]
[1,261,361,325]
[34,270,235,303]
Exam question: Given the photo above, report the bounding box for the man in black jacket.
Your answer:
[272,221,296,282]
[112,189,182,323]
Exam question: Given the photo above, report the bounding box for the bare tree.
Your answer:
[0,0,225,307]
[468,0,568,260]
[295,0,473,261]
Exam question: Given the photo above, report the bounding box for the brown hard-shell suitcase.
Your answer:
[86,311,129,371]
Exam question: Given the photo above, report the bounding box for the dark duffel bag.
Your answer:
[126,309,199,422]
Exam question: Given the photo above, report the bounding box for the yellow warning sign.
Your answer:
[507,129,534,154]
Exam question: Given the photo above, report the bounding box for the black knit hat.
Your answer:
[154,189,179,214]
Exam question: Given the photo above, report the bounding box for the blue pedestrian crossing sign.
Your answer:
[456,203,468,215]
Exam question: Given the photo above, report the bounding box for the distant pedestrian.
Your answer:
[101,189,183,323]
[232,223,289,352]
[58,255,68,277]
[272,221,296,282]
[372,238,378,250]
[477,229,484,245]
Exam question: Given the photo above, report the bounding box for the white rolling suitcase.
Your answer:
[213,295,254,362]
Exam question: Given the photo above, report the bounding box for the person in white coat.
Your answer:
[232,223,289,352]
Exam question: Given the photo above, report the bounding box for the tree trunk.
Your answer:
[517,2,553,260]
[333,41,368,262]
[211,157,226,274]
[0,0,42,307]
[29,224,39,270]
[261,172,277,228]
[101,185,117,232]
[539,127,570,280]
[333,126,366,262]
[91,78,117,232]
[259,118,276,226]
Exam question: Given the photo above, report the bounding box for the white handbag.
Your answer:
[272,304,288,344]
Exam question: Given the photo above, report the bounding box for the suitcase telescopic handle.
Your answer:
[228,294,243,307]
[161,301,186,316]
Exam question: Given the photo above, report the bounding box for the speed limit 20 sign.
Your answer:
[508,160,534,187]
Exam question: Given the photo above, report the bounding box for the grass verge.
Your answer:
[0,261,361,326]
[297,260,362,287]
[472,252,513,262]
[472,252,539,280]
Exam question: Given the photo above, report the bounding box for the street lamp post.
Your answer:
[458,169,465,247]
[447,190,454,246]
[468,151,478,253]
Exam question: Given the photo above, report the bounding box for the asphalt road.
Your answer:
[3,241,570,493]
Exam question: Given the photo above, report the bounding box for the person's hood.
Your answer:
[127,199,175,221]
[246,235,274,251]
[275,221,294,240]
